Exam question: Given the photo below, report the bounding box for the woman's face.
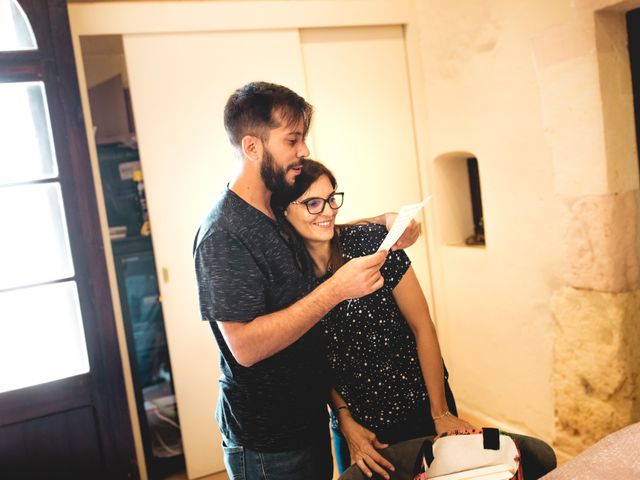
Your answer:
[285,174,338,244]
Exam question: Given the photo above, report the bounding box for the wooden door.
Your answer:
[0,1,136,478]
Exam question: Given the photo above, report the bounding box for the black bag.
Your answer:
[413,428,522,480]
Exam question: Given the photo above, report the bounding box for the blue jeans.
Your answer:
[222,435,333,480]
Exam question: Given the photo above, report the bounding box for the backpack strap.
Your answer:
[413,438,435,475]
[192,226,201,255]
[482,428,500,450]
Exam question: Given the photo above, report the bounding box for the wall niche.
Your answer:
[434,152,485,247]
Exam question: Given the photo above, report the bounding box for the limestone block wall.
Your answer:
[552,190,640,455]
[565,193,639,293]
[552,286,640,454]
[538,0,640,455]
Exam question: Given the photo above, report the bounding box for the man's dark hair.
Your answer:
[224,81,314,147]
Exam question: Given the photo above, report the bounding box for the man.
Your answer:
[194,81,416,479]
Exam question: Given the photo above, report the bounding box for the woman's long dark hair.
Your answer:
[272,159,344,276]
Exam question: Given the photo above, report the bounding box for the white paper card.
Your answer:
[377,196,432,252]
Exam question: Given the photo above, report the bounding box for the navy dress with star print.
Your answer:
[323,223,435,435]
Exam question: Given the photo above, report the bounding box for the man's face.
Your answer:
[260,147,292,194]
[260,114,310,194]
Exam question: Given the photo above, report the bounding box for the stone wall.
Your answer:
[529,0,640,455]
[552,285,640,454]
[552,191,640,455]
[546,1,640,456]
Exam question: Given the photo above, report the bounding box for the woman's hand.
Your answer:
[339,413,395,479]
[433,413,475,435]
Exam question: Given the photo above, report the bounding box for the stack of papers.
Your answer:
[430,464,515,480]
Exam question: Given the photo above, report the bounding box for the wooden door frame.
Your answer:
[0,0,136,476]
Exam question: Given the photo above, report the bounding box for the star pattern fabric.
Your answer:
[322,224,428,433]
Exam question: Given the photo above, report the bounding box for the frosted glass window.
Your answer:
[0,282,89,393]
[0,82,57,186]
[0,0,37,51]
[0,183,74,290]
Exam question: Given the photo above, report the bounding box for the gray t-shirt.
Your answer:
[193,188,330,451]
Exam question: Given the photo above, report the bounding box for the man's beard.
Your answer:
[261,148,295,195]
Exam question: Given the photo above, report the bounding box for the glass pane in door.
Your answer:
[0,281,90,393]
[0,183,74,290]
[113,238,184,472]
[0,0,37,51]
[0,82,57,186]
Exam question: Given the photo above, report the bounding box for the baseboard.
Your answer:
[456,405,530,435]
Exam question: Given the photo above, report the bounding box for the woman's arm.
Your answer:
[330,389,395,479]
[392,266,473,433]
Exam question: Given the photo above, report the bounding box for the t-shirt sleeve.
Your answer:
[350,224,411,290]
[194,229,266,323]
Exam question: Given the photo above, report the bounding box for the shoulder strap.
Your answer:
[413,438,435,475]
[192,226,201,256]
[482,428,500,450]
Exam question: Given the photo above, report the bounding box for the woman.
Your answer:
[275,160,472,478]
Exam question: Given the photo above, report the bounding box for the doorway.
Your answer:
[78,34,185,480]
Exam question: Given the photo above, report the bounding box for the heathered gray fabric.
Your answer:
[193,188,330,452]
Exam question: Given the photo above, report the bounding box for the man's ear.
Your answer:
[241,135,262,162]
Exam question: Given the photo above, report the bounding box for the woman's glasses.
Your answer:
[290,192,344,215]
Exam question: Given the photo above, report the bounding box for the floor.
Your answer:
[164,472,228,480]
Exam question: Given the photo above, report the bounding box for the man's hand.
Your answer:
[329,250,387,302]
[384,212,420,251]
[339,414,395,479]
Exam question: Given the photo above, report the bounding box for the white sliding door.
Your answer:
[123,29,308,478]
[301,26,432,303]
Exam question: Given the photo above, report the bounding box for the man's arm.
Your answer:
[218,250,387,367]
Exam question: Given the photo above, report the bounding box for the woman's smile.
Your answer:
[312,218,334,229]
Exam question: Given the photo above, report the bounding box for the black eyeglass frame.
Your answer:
[290,192,345,215]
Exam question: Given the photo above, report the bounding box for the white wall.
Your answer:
[414,0,574,439]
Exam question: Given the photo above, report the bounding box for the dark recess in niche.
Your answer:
[465,157,485,246]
